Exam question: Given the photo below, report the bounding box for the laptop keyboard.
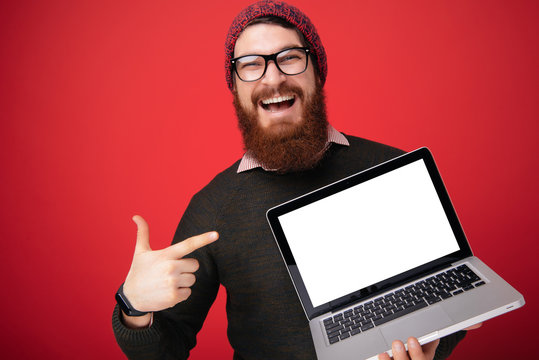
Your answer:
[323,264,485,345]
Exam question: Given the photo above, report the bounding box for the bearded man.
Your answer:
[112,1,478,359]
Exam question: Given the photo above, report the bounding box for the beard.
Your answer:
[233,82,329,174]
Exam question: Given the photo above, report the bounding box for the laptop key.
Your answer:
[360,319,372,327]
[327,325,343,335]
[328,331,340,338]
[440,292,453,299]
[364,313,375,320]
[360,322,374,331]
[325,321,340,330]
[329,336,340,344]
[426,297,442,305]
[344,320,353,327]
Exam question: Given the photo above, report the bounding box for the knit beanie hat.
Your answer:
[224,0,327,91]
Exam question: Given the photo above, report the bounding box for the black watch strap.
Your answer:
[115,283,149,317]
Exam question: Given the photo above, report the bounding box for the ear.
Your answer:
[315,72,321,87]
[311,64,322,88]
[307,54,322,86]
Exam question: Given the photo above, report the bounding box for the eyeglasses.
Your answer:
[231,47,310,82]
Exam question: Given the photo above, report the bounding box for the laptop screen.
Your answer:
[276,158,461,309]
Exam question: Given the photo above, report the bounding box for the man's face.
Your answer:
[233,23,318,134]
[233,23,328,173]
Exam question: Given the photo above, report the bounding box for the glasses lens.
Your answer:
[276,48,308,75]
[235,55,266,82]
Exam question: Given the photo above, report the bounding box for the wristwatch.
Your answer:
[115,283,149,316]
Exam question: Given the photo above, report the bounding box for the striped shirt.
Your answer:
[237,124,350,173]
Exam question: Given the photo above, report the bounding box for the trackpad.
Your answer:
[380,305,453,345]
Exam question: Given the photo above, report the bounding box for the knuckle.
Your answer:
[165,262,176,275]
[178,273,196,288]
[166,275,176,288]
[178,287,192,302]
[186,273,196,287]
[168,289,180,304]
[180,258,199,272]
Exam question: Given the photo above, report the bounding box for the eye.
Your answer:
[237,56,264,70]
[282,55,300,61]
[277,49,305,64]
[242,62,262,68]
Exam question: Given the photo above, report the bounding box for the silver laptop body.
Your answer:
[266,147,524,360]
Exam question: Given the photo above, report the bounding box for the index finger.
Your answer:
[165,231,219,259]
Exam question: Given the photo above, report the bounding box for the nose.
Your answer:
[260,60,286,87]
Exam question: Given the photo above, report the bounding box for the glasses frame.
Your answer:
[231,47,311,82]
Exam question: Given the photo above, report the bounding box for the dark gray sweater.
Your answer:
[112,135,466,359]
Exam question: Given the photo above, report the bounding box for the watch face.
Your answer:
[115,285,147,316]
[115,292,131,313]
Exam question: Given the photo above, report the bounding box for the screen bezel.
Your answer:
[266,147,473,320]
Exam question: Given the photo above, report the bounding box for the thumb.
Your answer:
[132,215,151,254]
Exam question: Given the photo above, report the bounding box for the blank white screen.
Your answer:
[278,160,460,308]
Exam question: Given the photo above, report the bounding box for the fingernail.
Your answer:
[209,231,218,240]
[408,338,419,349]
[393,341,404,351]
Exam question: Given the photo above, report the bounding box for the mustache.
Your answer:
[251,83,305,107]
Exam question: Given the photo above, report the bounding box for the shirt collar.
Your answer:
[237,124,349,173]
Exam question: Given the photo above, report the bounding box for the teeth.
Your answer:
[261,95,294,105]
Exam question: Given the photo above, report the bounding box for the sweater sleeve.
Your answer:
[112,190,221,360]
[434,331,467,360]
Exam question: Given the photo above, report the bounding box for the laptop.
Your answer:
[266,147,524,360]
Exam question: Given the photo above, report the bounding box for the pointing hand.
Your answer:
[122,215,219,314]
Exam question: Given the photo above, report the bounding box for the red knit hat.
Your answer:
[224,0,327,91]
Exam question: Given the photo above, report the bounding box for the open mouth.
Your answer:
[259,95,296,112]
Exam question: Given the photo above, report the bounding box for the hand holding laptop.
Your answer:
[378,322,482,360]
[378,337,440,360]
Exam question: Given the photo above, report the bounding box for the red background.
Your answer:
[1,0,537,359]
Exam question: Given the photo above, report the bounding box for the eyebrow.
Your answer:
[234,43,303,58]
